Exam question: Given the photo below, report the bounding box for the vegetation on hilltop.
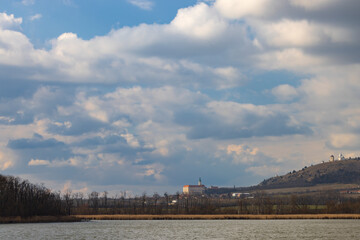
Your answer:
[259,159,360,189]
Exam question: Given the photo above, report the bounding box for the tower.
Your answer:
[198,177,202,186]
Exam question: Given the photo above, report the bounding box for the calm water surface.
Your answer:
[0,219,359,240]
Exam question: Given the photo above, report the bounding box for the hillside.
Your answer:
[258,158,360,189]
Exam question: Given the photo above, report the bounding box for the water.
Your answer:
[0,220,359,240]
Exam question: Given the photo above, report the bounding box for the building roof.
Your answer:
[183,185,205,188]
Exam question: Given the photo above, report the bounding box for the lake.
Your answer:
[1,219,359,239]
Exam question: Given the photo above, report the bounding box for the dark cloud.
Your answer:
[102,144,153,156]
[0,85,77,125]
[74,135,126,147]
[6,134,73,168]
[47,116,107,136]
[175,109,312,139]
[300,0,360,26]
[305,44,360,65]
[7,133,65,149]
[0,111,34,125]
[0,78,39,99]
[73,134,154,156]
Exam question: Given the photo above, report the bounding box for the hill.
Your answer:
[206,158,360,195]
[258,158,360,189]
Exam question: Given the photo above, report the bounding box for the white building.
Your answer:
[183,185,206,195]
[338,153,345,161]
[183,177,206,195]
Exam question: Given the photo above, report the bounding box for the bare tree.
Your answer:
[141,192,147,214]
[102,191,108,210]
[164,192,169,213]
[63,189,73,215]
[89,191,99,213]
[153,192,160,214]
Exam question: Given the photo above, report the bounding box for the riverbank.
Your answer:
[0,216,81,224]
[75,214,360,220]
[2,214,360,223]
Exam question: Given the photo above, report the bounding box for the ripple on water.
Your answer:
[0,219,359,240]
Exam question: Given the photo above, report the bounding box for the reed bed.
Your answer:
[75,214,360,221]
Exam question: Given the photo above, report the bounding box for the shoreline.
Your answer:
[0,216,81,224]
[2,214,360,223]
[75,214,360,221]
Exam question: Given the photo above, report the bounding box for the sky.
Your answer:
[0,0,359,196]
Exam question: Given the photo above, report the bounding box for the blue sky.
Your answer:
[0,0,359,196]
[2,0,198,46]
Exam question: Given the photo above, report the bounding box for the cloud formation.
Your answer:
[0,0,359,194]
[127,0,154,10]
[22,0,35,6]
[0,13,22,30]
[30,14,42,21]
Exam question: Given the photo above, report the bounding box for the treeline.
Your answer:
[2,174,360,217]
[227,192,360,215]
[0,175,64,217]
[67,191,360,215]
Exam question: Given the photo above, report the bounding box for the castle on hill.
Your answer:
[183,177,206,195]
[329,153,360,162]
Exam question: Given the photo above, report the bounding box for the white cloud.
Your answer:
[260,20,325,47]
[0,12,245,88]
[0,116,15,123]
[1,0,355,88]
[213,67,243,89]
[121,133,140,148]
[0,12,22,30]
[28,159,50,166]
[257,48,327,72]
[170,3,227,39]
[215,0,270,19]
[328,134,360,150]
[140,163,165,181]
[81,97,109,123]
[227,144,259,156]
[22,0,35,6]
[225,144,259,164]
[127,0,154,11]
[30,14,42,21]
[206,101,275,122]
[0,149,14,170]
[272,84,298,101]
[255,19,355,48]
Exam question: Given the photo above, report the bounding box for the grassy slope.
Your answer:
[259,159,360,189]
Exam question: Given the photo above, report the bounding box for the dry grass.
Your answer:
[74,214,360,221]
[0,216,80,224]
